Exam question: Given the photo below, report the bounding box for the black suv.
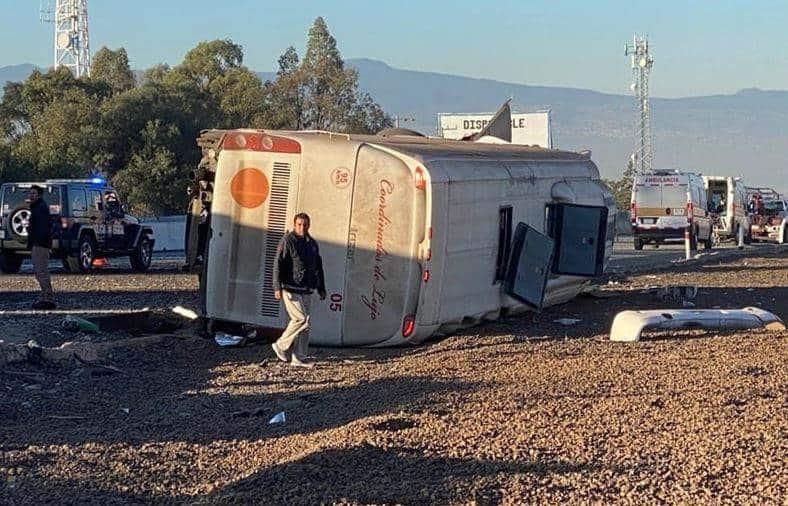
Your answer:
[0,179,154,273]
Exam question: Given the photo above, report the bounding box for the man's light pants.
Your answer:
[275,290,311,358]
[31,246,53,302]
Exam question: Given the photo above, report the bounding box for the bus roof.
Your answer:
[208,129,592,163]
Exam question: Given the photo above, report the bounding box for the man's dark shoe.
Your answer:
[32,300,56,310]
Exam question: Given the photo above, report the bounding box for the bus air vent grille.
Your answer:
[261,162,291,317]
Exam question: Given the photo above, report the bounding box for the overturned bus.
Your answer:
[185,129,616,346]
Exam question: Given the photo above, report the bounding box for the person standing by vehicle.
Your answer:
[747,194,762,215]
[28,185,55,310]
[271,213,326,367]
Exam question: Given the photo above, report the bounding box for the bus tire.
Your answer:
[634,239,643,250]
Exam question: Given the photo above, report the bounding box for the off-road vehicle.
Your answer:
[0,179,154,273]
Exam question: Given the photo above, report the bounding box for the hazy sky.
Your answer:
[1,0,786,97]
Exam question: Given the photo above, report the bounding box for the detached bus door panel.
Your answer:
[546,203,608,277]
[503,222,554,310]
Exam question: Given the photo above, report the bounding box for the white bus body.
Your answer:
[192,130,614,347]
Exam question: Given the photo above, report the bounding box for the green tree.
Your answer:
[267,18,391,133]
[91,47,136,95]
[167,39,244,91]
[347,91,392,134]
[264,46,304,129]
[604,157,636,210]
[112,119,190,216]
[94,80,208,176]
[0,142,27,182]
[140,63,170,85]
[13,86,100,179]
[300,17,359,131]
[208,67,269,128]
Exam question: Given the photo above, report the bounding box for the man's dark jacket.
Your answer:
[273,232,326,295]
[27,198,52,249]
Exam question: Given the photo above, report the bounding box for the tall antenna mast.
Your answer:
[625,35,654,174]
[41,0,91,78]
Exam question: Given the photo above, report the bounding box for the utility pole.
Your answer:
[625,35,654,174]
[41,0,91,78]
[394,115,415,129]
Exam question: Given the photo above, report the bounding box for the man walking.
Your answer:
[271,213,326,367]
[28,185,56,310]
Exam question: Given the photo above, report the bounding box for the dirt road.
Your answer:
[1,250,786,504]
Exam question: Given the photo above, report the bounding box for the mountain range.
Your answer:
[3,59,786,187]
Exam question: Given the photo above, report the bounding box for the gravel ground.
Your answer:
[0,256,197,346]
[1,250,786,504]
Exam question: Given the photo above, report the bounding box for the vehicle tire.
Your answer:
[0,250,23,274]
[689,230,698,251]
[634,239,643,250]
[653,243,660,249]
[61,258,72,272]
[67,234,96,273]
[8,207,31,241]
[783,227,788,245]
[704,234,714,250]
[745,227,752,245]
[130,236,153,272]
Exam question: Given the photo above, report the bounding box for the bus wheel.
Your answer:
[634,239,643,250]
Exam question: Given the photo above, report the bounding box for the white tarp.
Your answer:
[438,111,552,148]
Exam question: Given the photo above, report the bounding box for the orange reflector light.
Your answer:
[402,315,416,337]
[422,270,430,282]
[222,131,301,153]
[414,166,426,190]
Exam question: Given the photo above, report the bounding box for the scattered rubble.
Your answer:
[0,250,785,503]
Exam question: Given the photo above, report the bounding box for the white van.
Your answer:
[630,170,713,250]
[703,176,751,242]
[186,129,615,346]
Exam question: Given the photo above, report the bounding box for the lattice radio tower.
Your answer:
[41,0,91,78]
[625,35,654,174]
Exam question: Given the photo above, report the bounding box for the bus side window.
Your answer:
[495,206,513,283]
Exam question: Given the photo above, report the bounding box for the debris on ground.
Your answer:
[643,285,699,303]
[172,306,199,320]
[610,307,786,342]
[214,332,246,347]
[62,315,100,333]
[0,250,785,503]
[0,339,98,366]
[553,318,581,326]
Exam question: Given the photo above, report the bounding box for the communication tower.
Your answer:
[41,0,91,78]
[625,35,654,174]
